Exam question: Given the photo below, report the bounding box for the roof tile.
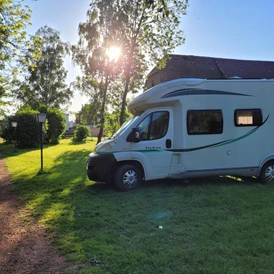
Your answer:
[148,55,274,80]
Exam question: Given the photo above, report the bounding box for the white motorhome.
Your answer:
[87,78,274,191]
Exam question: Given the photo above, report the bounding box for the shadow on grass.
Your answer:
[124,175,259,191]
[68,137,96,146]
[69,140,88,146]
[0,141,63,158]
[8,146,271,273]
[0,142,39,159]
[13,149,89,218]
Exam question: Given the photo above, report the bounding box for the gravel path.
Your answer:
[0,158,73,274]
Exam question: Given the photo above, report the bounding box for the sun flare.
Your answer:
[106,46,121,61]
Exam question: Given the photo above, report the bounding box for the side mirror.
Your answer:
[126,127,140,143]
[132,127,140,142]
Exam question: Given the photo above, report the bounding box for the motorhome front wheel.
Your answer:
[115,164,142,191]
[260,161,274,184]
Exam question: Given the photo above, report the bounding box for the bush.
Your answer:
[2,106,67,148]
[45,108,66,144]
[15,109,40,148]
[1,110,40,148]
[0,116,17,143]
[73,125,90,142]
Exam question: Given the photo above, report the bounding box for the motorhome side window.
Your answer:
[187,110,223,135]
[137,111,169,141]
[234,109,262,126]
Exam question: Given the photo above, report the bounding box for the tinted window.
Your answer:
[234,109,262,126]
[187,110,223,135]
[137,111,169,141]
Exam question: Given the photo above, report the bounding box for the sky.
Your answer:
[25,0,274,114]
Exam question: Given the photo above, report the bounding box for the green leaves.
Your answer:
[73,125,91,142]
[46,107,67,144]
[0,0,43,115]
[0,0,32,64]
[13,26,73,109]
[73,0,188,127]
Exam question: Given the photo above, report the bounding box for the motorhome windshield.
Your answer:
[111,116,139,139]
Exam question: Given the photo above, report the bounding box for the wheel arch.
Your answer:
[259,159,274,184]
[258,155,274,176]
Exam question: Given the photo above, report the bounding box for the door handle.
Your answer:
[166,139,172,148]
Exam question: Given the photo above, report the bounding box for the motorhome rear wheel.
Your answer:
[260,161,274,184]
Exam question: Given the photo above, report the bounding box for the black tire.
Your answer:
[260,161,274,184]
[115,164,142,191]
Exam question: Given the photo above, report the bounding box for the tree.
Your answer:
[76,103,100,126]
[75,0,188,127]
[104,108,130,137]
[0,0,41,115]
[45,107,66,144]
[13,26,73,109]
[120,0,188,124]
[72,12,123,143]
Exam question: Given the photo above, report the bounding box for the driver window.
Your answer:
[137,111,169,141]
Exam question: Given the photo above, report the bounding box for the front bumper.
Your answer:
[86,153,117,183]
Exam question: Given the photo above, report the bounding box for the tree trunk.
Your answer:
[97,126,104,144]
[120,70,131,126]
[97,74,109,144]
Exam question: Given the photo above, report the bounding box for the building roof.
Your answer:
[148,55,274,80]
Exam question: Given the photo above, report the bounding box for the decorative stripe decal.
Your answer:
[169,140,229,152]
[96,150,163,155]
[162,88,253,98]
[168,114,269,153]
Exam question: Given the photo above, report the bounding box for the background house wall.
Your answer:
[64,114,73,131]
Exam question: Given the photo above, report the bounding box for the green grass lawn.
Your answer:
[1,139,274,273]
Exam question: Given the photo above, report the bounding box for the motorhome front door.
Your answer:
[130,108,174,180]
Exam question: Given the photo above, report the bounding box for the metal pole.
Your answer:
[40,122,43,172]
[13,127,17,152]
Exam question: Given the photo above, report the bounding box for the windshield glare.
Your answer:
[111,116,138,139]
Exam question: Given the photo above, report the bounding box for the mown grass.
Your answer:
[1,139,274,273]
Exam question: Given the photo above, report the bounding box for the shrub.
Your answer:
[73,125,90,142]
[45,108,66,144]
[1,110,40,148]
[0,116,17,143]
[15,109,40,148]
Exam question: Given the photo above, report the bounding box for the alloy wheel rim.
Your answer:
[265,165,274,183]
[123,170,137,188]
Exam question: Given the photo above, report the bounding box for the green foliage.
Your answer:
[74,0,188,125]
[104,109,131,137]
[13,26,73,109]
[76,103,100,126]
[0,116,16,143]
[15,108,39,148]
[45,108,66,144]
[1,108,42,148]
[0,0,31,64]
[2,106,66,147]
[0,0,39,115]
[72,14,124,142]
[73,125,91,142]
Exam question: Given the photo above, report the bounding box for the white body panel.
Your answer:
[95,78,274,181]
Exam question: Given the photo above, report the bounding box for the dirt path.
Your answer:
[0,158,73,274]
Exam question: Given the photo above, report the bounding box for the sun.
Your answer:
[106,46,121,61]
